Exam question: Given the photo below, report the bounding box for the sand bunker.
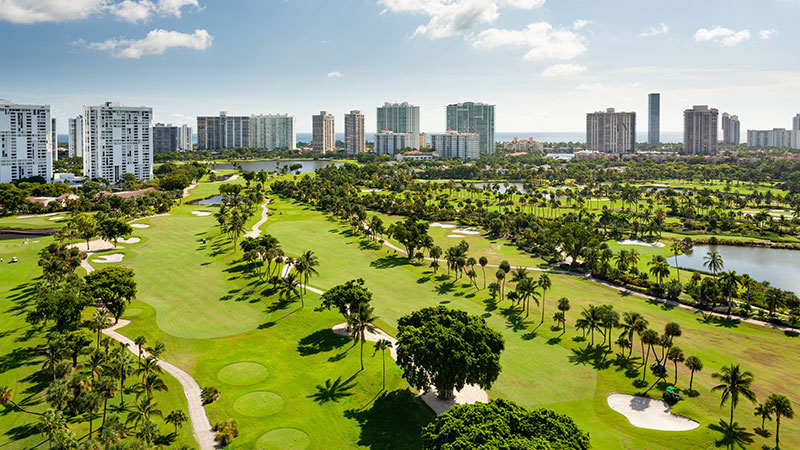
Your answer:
[92,253,125,263]
[118,237,140,244]
[446,234,464,238]
[430,222,457,229]
[361,189,383,193]
[454,228,480,235]
[617,239,666,248]
[607,394,699,431]
[48,216,65,221]
[130,224,149,229]
[192,211,213,217]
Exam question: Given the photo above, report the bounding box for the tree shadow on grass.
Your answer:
[568,344,612,370]
[297,329,350,356]
[1,423,39,442]
[344,389,433,450]
[309,376,358,404]
[0,345,42,374]
[370,256,411,270]
[707,420,754,449]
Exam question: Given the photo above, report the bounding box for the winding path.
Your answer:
[245,200,271,239]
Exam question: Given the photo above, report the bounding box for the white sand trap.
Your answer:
[130,224,149,229]
[446,234,464,238]
[19,212,60,219]
[361,189,383,193]
[454,228,480,235]
[118,237,140,244]
[617,239,666,248]
[92,253,125,263]
[607,394,699,431]
[48,216,65,221]
[192,211,213,217]
[430,222,457,229]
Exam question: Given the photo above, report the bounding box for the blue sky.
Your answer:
[1,0,799,134]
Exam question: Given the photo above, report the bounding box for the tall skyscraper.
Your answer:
[179,124,193,151]
[586,108,636,153]
[152,123,181,153]
[375,131,413,156]
[344,110,365,154]
[68,116,83,158]
[721,113,740,145]
[0,100,53,183]
[51,118,58,162]
[793,114,800,132]
[446,102,495,155]
[312,111,335,153]
[196,112,250,150]
[376,102,420,149]
[648,93,660,145]
[250,114,295,150]
[83,102,153,183]
[431,131,480,159]
[793,114,800,149]
[683,105,718,155]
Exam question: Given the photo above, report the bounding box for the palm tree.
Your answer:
[640,329,659,380]
[135,373,168,400]
[704,250,724,278]
[296,250,319,297]
[165,410,188,435]
[719,271,741,316]
[95,376,117,427]
[112,348,135,407]
[0,385,41,415]
[41,342,63,382]
[685,356,703,392]
[619,312,645,357]
[579,305,603,345]
[495,269,506,301]
[133,336,147,364]
[669,241,683,282]
[126,397,163,429]
[538,274,551,324]
[667,346,685,384]
[556,298,570,334]
[648,256,671,288]
[766,394,793,449]
[740,274,756,309]
[479,256,488,288]
[90,310,111,349]
[280,271,302,305]
[349,304,378,371]
[83,390,102,439]
[499,260,511,298]
[373,339,393,390]
[754,403,773,432]
[146,341,166,360]
[38,409,66,449]
[712,364,757,427]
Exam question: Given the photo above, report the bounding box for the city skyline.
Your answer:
[1,1,799,134]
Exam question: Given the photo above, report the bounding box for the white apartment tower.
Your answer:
[250,114,295,150]
[83,102,153,184]
[68,116,84,158]
[431,131,481,159]
[312,111,335,153]
[344,110,365,154]
[376,102,420,149]
[683,105,718,155]
[0,100,53,183]
[586,108,636,154]
[375,132,413,156]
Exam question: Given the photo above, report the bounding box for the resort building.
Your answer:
[721,113,741,145]
[0,100,53,183]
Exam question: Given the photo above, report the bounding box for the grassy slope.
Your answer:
[265,196,800,450]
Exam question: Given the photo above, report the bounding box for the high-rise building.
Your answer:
[375,132,413,156]
[376,102,420,149]
[83,102,153,183]
[586,108,636,154]
[179,124,193,151]
[152,123,181,153]
[747,129,793,148]
[312,111,335,153]
[794,114,800,132]
[721,113,740,145]
[51,118,58,162]
[648,93,660,145]
[446,102,495,155]
[344,110,365,154]
[0,100,53,183]
[419,132,427,149]
[683,105,718,155]
[431,131,480,159]
[68,116,83,158]
[196,112,250,150]
[793,114,800,149]
[250,114,295,150]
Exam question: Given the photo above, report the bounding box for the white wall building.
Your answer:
[312,111,335,153]
[747,128,793,148]
[179,124,193,151]
[83,102,153,184]
[68,116,84,158]
[377,102,420,149]
[250,114,295,150]
[344,110,365,154]
[375,131,413,156]
[431,131,480,159]
[0,100,53,183]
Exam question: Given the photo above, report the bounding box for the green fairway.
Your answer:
[0,212,68,230]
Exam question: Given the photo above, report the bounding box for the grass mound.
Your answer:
[217,362,268,386]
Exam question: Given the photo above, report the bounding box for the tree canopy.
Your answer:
[85,267,137,323]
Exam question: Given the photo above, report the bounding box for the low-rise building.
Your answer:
[375,131,414,156]
[395,150,437,161]
[503,137,544,153]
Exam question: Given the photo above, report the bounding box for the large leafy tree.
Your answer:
[396,306,504,399]
[85,267,137,323]
[26,277,92,332]
[387,217,430,259]
[98,218,133,248]
[320,279,372,327]
[421,398,590,450]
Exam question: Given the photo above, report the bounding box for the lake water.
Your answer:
[191,195,223,205]
[671,244,800,294]
[214,159,344,174]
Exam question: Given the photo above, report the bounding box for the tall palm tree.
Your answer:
[704,250,724,278]
[38,408,66,449]
[133,336,147,365]
[538,274,551,324]
[41,342,63,382]
[165,410,188,435]
[112,348,135,407]
[669,241,683,282]
[126,397,163,429]
[579,305,603,346]
[639,329,660,381]
[712,364,757,427]
[495,270,506,301]
[754,403,773,431]
[719,271,741,316]
[296,250,319,296]
[766,394,793,449]
[556,298,570,334]
[479,256,488,288]
[648,256,671,288]
[280,271,302,306]
[373,339,393,390]
[95,376,117,427]
[667,346,684,384]
[349,304,378,371]
[0,385,41,415]
[90,310,111,349]
[619,312,646,357]
[516,277,539,318]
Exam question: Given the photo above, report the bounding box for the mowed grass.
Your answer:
[0,237,195,449]
[106,192,434,448]
[265,196,800,450]
[0,213,68,230]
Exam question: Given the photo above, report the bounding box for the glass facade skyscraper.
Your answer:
[376,102,420,149]
[445,102,495,155]
[648,93,660,145]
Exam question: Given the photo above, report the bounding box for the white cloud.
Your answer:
[759,29,776,40]
[640,23,668,37]
[326,71,343,78]
[0,0,199,24]
[0,0,105,24]
[87,29,213,59]
[575,83,605,92]
[472,22,586,61]
[694,26,751,47]
[573,19,591,30]
[378,0,545,39]
[541,64,587,78]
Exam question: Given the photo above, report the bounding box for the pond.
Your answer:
[671,244,800,294]
[191,195,223,205]
[0,232,48,241]
[213,159,345,174]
